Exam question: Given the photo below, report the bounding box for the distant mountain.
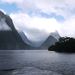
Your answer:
[19,31,34,46]
[19,31,44,47]
[40,31,60,49]
[0,11,61,50]
[19,31,60,49]
[50,31,60,40]
[0,11,34,50]
[39,35,58,49]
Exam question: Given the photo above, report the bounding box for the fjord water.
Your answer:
[0,50,75,75]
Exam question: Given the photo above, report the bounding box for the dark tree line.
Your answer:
[48,37,75,52]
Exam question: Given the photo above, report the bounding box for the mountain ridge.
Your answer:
[19,31,60,49]
[0,11,60,50]
[0,11,34,50]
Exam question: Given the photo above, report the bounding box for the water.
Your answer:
[0,50,75,75]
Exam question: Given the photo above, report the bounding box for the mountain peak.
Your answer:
[0,11,4,15]
[0,11,16,31]
[0,11,33,49]
[50,31,60,40]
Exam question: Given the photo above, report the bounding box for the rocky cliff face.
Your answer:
[0,11,33,50]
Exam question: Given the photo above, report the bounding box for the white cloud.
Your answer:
[10,12,61,41]
[1,0,75,39]
[59,16,75,37]
[10,12,61,33]
[10,12,75,38]
[0,0,23,4]
[1,0,75,18]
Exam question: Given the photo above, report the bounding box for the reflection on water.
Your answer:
[0,50,75,75]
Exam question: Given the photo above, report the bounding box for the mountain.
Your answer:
[19,31,44,47]
[39,35,58,49]
[19,31,35,47]
[0,11,34,50]
[39,31,60,49]
[19,31,60,49]
[36,31,60,49]
[0,11,61,50]
[50,31,60,40]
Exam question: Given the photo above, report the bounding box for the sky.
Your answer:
[0,0,75,41]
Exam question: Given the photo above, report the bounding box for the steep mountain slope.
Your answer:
[40,35,58,49]
[50,31,60,40]
[0,11,60,50]
[0,11,33,50]
[19,31,33,46]
[39,31,60,49]
[19,31,44,47]
[19,31,60,49]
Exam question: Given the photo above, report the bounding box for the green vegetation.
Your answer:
[48,37,75,52]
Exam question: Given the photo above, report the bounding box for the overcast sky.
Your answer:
[0,0,75,41]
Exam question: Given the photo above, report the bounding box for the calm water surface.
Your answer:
[0,50,75,75]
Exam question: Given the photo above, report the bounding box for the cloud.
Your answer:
[10,12,61,41]
[1,0,75,18]
[0,18,11,30]
[10,12,75,38]
[10,12,61,33]
[0,0,23,4]
[1,0,75,39]
[24,28,49,42]
[59,16,75,37]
